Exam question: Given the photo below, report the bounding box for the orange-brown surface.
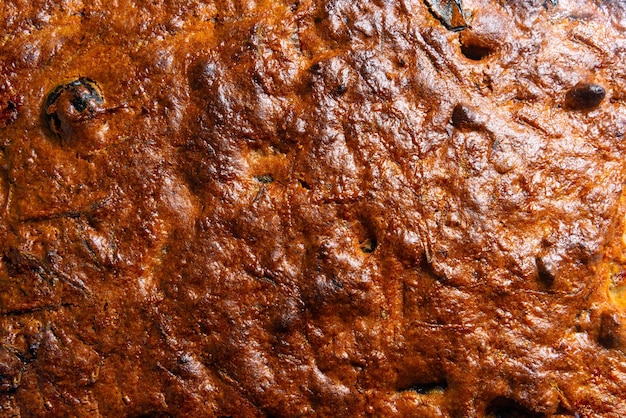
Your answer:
[1,0,626,416]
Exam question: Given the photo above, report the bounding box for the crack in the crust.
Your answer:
[17,210,85,223]
[417,28,465,85]
[0,302,75,317]
[514,112,553,137]
[5,250,92,298]
[569,32,606,54]
[408,319,472,332]
[14,194,114,224]
[292,18,304,57]
[214,366,266,416]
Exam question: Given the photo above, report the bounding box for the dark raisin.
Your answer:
[332,84,347,97]
[564,83,606,110]
[44,78,104,139]
[451,103,484,130]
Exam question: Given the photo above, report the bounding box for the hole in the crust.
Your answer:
[485,397,544,418]
[598,311,622,349]
[359,237,377,253]
[535,256,556,288]
[298,179,311,189]
[400,380,448,394]
[352,218,379,254]
[331,84,347,97]
[460,43,492,61]
[255,174,274,184]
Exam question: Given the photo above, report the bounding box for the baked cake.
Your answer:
[1,0,626,416]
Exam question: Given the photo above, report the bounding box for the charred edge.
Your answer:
[423,0,470,32]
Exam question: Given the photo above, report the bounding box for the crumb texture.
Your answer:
[1,0,626,416]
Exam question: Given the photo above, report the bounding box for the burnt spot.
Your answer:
[564,83,606,110]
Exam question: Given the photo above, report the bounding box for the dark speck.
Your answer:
[332,84,347,97]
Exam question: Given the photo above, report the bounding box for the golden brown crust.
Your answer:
[1,0,626,416]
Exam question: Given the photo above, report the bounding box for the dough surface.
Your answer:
[1,0,626,416]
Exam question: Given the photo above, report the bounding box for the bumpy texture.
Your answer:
[1,0,626,416]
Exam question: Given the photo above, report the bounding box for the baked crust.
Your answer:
[1,0,626,416]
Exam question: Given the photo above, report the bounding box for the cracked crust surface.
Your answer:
[1,0,626,416]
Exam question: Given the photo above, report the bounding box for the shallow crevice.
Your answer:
[419,253,446,282]
[535,256,556,289]
[399,379,448,394]
[255,174,274,184]
[485,397,544,418]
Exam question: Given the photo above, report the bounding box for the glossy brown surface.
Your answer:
[1,0,626,416]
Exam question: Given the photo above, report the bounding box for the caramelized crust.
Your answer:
[1,0,626,416]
